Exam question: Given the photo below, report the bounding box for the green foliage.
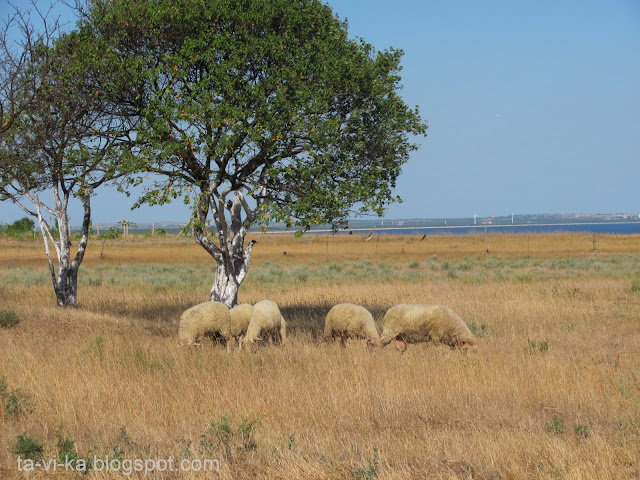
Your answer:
[0,376,33,418]
[98,227,122,239]
[352,443,380,479]
[546,416,566,434]
[12,433,45,460]
[5,217,35,237]
[0,310,20,328]
[4,389,33,417]
[200,415,261,461]
[528,339,549,355]
[55,426,83,468]
[575,424,590,438]
[81,0,426,233]
[470,320,491,338]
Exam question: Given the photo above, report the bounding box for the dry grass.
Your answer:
[1,233,639,479]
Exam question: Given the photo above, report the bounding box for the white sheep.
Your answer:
[229,303,254,345]
[239,299,287,349]
[380,304,476,350]
[178,301,232,347]
[323,303,381,347]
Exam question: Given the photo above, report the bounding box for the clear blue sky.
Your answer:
[2,0,639,225]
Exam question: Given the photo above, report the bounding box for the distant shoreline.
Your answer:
[278,222,640,236]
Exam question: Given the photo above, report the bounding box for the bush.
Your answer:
[12,433,45,460]
[546,416,566,434]
[98,227,122,239]
[0,310,20,328]
[4,389,33,417]
[7,217,35,235]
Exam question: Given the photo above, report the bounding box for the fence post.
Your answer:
[485,227,490,254]
[593,234,597,253]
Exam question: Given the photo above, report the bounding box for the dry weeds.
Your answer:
[1,233,639,479]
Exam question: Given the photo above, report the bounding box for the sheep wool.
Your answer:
[178,301,232,346]
[240,299,286,348]
[323,303,381,347]
[229,303,254,343]
[380,304,476,349]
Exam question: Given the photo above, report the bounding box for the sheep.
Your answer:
[323,303,381,347]
[229,303,254,346]
[239,300,286,349]
[178,301,232,347]
[380,304,476,350]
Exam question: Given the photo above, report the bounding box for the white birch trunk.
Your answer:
[194,187,261,308]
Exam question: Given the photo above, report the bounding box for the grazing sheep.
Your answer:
[323,303,381,347]
[239,300,286,349]
[229,303,254,345]
[178,301,232,347]
[380,304,476,350]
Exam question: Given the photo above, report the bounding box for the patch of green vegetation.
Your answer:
[352,443,380,479]
[0,310,20,328]
[546,416,566,434]
[528,339,549,355]
[12,433,44,460]
[199,414,261,461]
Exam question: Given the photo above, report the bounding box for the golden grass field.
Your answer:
[0,232,639,479]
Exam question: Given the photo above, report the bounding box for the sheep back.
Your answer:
[229,303,254,340]
[380,304,475,348]
[178,301,232,345]
[240,299,284,347]
[324,303,381,346]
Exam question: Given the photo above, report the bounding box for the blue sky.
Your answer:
[2,0,639,225]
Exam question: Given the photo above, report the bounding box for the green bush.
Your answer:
[528,339,549,355]
[4,389,33,417]
[98,227,122,239]
[0,310,20,328]
[546,416,566,434]
[12,433,45,460]
[6,217,35,236]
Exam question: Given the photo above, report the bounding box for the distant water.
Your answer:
[337,223,640,236]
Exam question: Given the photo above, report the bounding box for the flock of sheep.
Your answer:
[178,300,476,351]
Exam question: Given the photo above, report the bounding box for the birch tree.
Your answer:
[80,0,427,307]
[0,27,132,307]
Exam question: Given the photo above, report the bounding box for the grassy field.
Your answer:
[0,233,639,479]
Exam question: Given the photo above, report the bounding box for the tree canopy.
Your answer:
[80,0,426,229]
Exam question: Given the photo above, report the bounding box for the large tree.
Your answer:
[80,0,427,307]
[0,25,133,307]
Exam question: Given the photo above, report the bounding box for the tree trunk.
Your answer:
[34,186,92,308]
[207,239,257,308]
[193,187,260,308]
[55,266,79,307]
[210,264,240,307]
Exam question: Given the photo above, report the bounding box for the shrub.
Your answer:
[352,443,380,479]
[546,416,566,434]
[199,415,261,461]
[98,227,122,239]
[575,424,590,438]
[55,426,85,469]
[6,217,35,238]
[4,389,33,417]
[12,433,45,460]
[528,339,549,355]
[0,310,20,328]
[470,320,490,338]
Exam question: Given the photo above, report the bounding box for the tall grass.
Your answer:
[0,234,639,479]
